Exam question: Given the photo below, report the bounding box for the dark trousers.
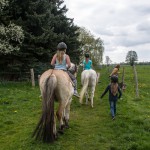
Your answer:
[64,70,77,91]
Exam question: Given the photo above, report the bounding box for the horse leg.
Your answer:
[53,115,58,139]
[56,103,66,134]
[64,98,72,129]
[85,89,89,105]
[90,86,96,108]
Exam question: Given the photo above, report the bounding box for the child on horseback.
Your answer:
[51,42,80,98]
[100,75,122,120]
[83,53,92,70]
[109,64,120,78]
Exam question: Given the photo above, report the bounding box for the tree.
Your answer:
[105,56,112,66]
[126,50,138,66]
[91,38,104,65]
[126,51,139,98]
[78,27,104,65]
[0,0,24,54]
[0,0,81,74]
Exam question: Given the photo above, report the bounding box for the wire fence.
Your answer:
[0,70,42,83]
[0,65,149,100]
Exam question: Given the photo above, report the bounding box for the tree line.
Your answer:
[0,0,81,74]
[0,0,104,80]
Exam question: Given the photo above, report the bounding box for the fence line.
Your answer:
[0,70,41,82]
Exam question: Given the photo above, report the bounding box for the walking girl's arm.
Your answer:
[100,85,109,98]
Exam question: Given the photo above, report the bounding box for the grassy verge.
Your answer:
[0,65,149,150]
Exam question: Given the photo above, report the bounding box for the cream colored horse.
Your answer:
[32,69,74,143]
[80,69,100,108]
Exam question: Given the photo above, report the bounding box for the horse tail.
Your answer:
[32,74,57,143]
[80,76,89,104]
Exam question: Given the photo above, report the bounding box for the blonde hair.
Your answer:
[56,50,66,64]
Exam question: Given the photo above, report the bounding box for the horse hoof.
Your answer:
[65,124,69,129]
[58,125,65,134]
[58,129,64,134]
[55,133,59,140]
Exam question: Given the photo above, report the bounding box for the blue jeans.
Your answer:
[109,100,117,117]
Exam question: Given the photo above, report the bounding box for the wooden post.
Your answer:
[121,67,125,84]
[133,65,139,98]
[121,67,125,91]
[30,68,35,87]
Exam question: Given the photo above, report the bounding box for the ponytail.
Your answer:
[111,83,118,96]
[56,50,65,64]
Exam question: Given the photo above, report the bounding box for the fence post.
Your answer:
[133,65,139,98]
[121,67,125,91]
[121,67,125,83]
[30,68,35,87]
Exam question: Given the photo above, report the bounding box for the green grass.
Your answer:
[0,65,150,150]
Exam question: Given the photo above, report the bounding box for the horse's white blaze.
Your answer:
[80,69,100,108]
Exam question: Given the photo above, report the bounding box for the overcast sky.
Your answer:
[64,0,150,63]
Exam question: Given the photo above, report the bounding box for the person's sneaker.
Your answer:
[73,91,80,98]
[112,116,115,120]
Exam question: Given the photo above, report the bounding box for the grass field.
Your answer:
[0,65,149,150]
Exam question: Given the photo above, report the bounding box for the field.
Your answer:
[0,65,149,150]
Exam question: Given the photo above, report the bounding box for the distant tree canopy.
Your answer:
[105,56,112,66]
[78,27,104,66]
[0,0,24,54]
[126,50,138,66]
[0,0,81,75]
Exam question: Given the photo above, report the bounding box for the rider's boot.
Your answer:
[73,79,80,98]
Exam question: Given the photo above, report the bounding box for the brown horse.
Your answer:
[32,69,74,143]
